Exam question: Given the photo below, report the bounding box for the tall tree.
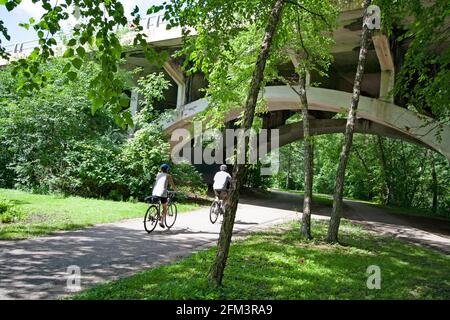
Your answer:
[208,0,285,286]
[282,4,336,239]
[288,58,314,239]
[430,151,438,213]
[326,0,373,243]
[376,135,391,205]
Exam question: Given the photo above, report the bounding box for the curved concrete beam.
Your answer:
[163,86,450,160]
[264,119,429,154]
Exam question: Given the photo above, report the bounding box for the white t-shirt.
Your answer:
[152,172,169,197]
[213,171,231,191]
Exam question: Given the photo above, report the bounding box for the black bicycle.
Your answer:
[143,191,178,233]
[210,195,225,224]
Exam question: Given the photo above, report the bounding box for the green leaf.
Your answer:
[123,111,134,127]
[67,71,77,81]
[5,1,16,11]
[28,48,39,60]
[62,62,71,73]
[71,58,83,70]
[67,39,77,46]
[19,23,30,30]
[63,48,74,58]
[119,96,130,107]
[76,46,86,58]
[47,38,57,46]
[91,97,103,115]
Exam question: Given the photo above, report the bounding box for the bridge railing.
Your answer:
[1,12,175,63]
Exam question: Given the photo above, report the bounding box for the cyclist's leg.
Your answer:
[214,189,220,201]
[159,197,168,225]
[219,190,226,213]
[221,190,229,212]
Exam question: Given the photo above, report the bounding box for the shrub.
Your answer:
[55,138,127,198]
[0,200,26,223]
[171,161,207,196]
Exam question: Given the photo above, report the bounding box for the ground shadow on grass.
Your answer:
[0,222,88,240]
[241,191,450,250]
[3,199,31,206]
[73,220,450,300]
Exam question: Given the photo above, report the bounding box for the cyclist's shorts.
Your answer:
[158,197,168,204]
[214,189,228,199]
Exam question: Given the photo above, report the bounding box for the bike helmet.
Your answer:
[160,163,170,171]
[220,164,228,171]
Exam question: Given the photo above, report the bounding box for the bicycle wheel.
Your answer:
[165,203,177,229]
[144,205,159,233]
[210,201,219,224]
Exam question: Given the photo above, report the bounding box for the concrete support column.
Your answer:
[128,90,139,135]
[379,70,395,103]
[373,31,395,103]
[163,60,186,107]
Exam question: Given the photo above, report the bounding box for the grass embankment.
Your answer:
[275,188,450,222]
[0,188,198,240]
[73,219,450,300]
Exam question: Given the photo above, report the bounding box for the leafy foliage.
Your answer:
[272,133,450,216]
[0,0,163,124]
[376,0,450,131]
[0,58,205,200]
[0,199,25,223]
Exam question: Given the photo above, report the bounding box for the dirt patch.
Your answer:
[24,212,49,224]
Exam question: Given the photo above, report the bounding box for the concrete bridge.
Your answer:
[162,86,450,159]
[2,4,449,160]
[120,6,449,160]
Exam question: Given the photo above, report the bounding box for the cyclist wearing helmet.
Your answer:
[213,164,232,208]
[152,163,177,228]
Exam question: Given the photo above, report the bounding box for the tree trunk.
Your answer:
[376,135,391,205]
[326,0,372,243]
[430,151,438,213]
[207,0,285,286]
[285,145,291,189]
[298,70,313,240]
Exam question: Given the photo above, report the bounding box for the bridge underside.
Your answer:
[271,119,429,152]
[164,86,450,160]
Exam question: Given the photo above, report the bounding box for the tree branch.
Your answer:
[285,0,331,30]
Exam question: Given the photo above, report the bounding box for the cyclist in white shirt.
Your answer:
[213,164,232,210]
[152,163,177,228]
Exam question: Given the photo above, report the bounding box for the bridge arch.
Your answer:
[163,86,450,160]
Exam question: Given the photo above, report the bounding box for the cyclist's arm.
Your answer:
[226,175,232,191]
[168,174,177,191]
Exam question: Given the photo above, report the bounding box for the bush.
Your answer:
[54,138,127,198]
[171,161,207,196]
[0,200,25,223]
[0,62,207,201]
[119,124,206,200]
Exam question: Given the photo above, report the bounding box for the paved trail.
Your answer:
[1,191,449,300]
[0,194,297,300]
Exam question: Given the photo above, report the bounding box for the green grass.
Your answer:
[73,219,450,300]
[272,188,334,206]
[372,204,450,222]
[0,188,198,240]
[274,188,450,222]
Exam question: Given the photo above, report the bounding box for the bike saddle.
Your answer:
[144,196,159,203]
